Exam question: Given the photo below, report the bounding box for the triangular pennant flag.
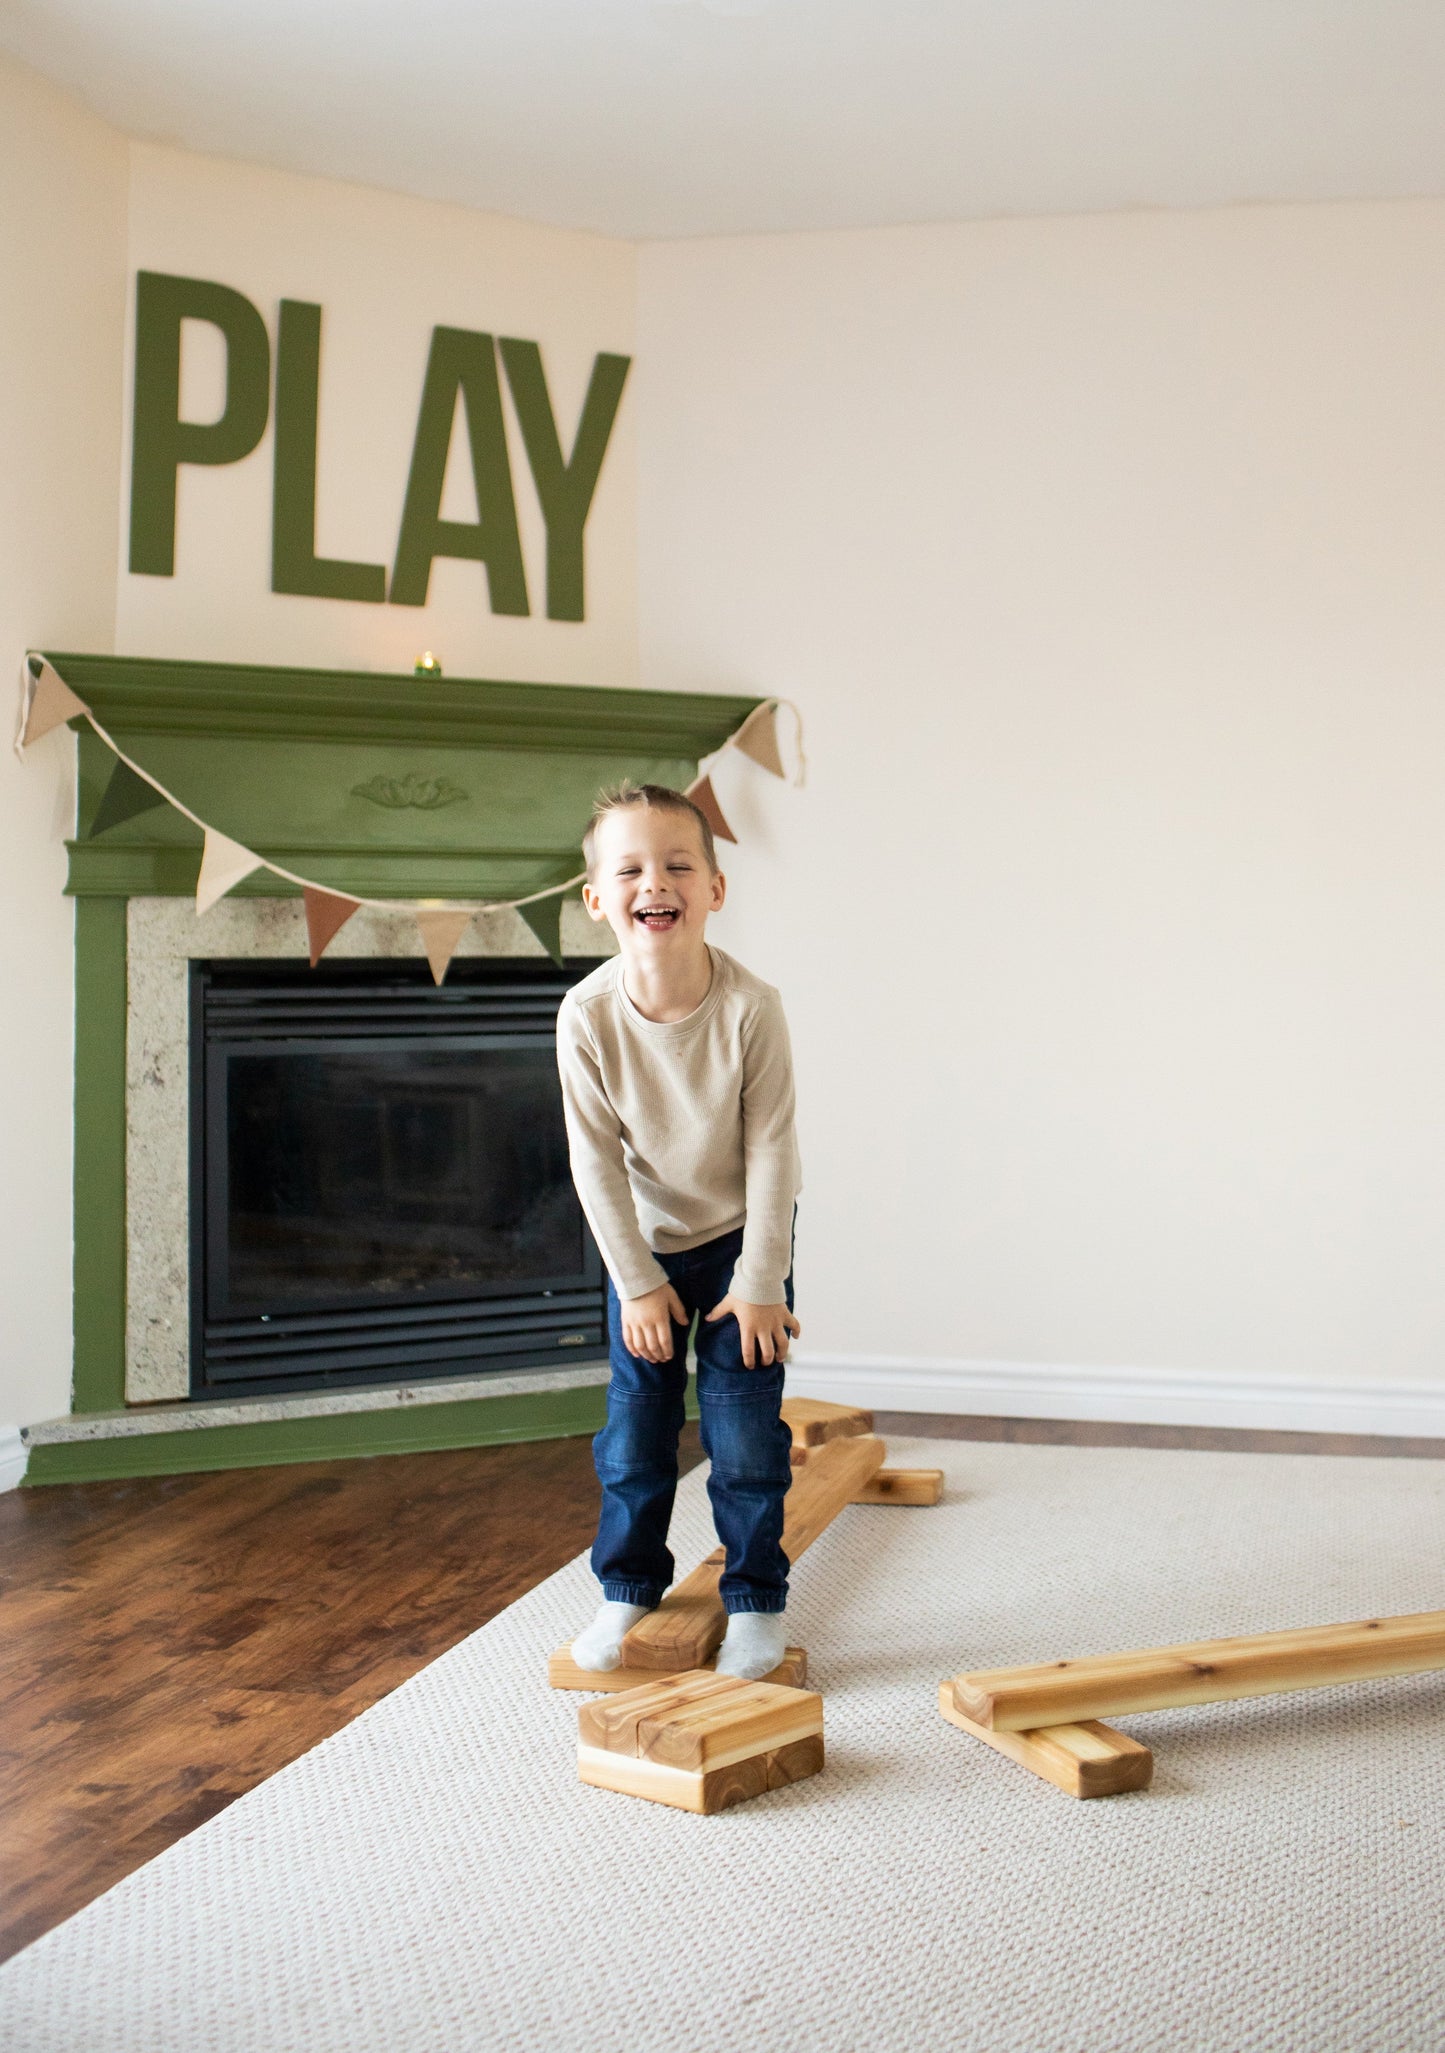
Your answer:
[196,829,266,915]
[416,907,474,985]
[686,773,737,846]
[303,886,361,967]
[731,701,787,780]
[17,656,88,754]
[516,892,564,966]
[89,758,168,839]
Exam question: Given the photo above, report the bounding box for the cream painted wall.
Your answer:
[638,204,1445,1395]
[0,56,127,1436]
[116,145,637,684]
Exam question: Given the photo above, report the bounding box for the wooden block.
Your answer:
[621,1433,887,1673]
[852,1467,943,1506]
[937,1683,1152,1799]
[579,1672,825,1813]
[781,1398,874,1448]
[548,1644,808,1693]
[951,1608,1445,1732]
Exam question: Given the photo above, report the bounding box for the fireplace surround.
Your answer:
[32,653,760,1481]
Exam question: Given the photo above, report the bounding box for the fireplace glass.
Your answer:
[190,959,606,1398]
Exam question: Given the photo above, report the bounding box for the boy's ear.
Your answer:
[581,881,608,922]
[710,869,727,911]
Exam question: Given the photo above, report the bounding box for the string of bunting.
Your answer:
[15,654,805,984]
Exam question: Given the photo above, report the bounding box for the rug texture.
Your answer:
[5,1435,1445,2052]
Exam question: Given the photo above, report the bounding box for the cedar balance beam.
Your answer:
[620,1433,887,1672]
[951,1608,1445,1732]
[936,1685,1152,1800]
[549,1644,809,1693]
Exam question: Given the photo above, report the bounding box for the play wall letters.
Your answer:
[127,271,631,621]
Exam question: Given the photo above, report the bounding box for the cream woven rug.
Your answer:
[6,1435,1445,2051]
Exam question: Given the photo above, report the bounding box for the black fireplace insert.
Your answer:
[189,957,606,1399]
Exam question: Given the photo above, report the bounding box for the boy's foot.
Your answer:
[570,1600,652,1672]
[714,1611,788,1681]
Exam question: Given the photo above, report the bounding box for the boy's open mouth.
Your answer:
[634,906,681,930]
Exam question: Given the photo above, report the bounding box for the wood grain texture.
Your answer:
[952,1610,1445,1731]
[780,1399,874,1448]
[937,1683,1152,1799]
[547,1645,808,1693]
[620,1433,887,1672]
[0,1428,705,1964]
[577,1672,824,1812]
[852,1468,943,1505]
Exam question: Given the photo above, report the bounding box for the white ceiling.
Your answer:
[4,0,1445,240]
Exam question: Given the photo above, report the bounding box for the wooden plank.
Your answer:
[780,1398,874,1448]
[852,1468,943,1506]
[937,1684,1152,1799]
[617,1552,728,1674]
[577,1671,722,1756]
[952,1608,1445,1732]
[620,1434,887,1672]
[779,1434,887,1559]
[547,1644,808,1693]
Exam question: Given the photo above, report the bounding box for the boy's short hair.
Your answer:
[583,781,718,878]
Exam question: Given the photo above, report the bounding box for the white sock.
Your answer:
[571,1600,651,1673]
[714,1611,787,1681]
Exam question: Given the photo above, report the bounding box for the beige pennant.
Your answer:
[685,773,737,846]
[16,657,88,755]
[303,887,361,967]
[416,907,474,985]
[196,829,266,915]
[731,701,787,780]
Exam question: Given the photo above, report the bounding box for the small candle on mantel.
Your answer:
[414,652,443,677]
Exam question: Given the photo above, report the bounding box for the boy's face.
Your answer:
[583,804,726,958]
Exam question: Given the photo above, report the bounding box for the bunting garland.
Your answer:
[303,887,362,967]
[16,653,804,982]
[684,773,737,846]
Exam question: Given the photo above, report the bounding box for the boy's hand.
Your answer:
[705,1295,802,1368]
[620,1283,688,1364]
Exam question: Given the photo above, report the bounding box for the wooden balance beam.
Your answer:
[550,1398,939,1690]
[940,1608,1445,1798]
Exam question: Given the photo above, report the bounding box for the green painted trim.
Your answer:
[23,1383,609,1485]
[42,652,760,756]
[71,899,128,1414]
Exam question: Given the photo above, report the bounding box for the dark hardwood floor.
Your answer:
[0,1427,704,1965]
[4,1409,1440,1963]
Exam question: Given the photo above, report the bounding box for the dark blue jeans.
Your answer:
[592,1225,795,1615]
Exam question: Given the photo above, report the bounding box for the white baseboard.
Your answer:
[785,1353,1445,1441]
[0,1424,27,1492]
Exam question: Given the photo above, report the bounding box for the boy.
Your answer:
[557,781,802,1682]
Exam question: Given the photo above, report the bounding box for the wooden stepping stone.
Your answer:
[578,1670,825,1813]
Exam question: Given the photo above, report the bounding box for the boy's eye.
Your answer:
[668,862,693,872]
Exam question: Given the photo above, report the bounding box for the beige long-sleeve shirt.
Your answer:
[555,947,802,1305]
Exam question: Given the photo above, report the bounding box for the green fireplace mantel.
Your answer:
[50,651,758,1478]
[50,652,761,902]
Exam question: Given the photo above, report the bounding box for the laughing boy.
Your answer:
[556,780,802,1681]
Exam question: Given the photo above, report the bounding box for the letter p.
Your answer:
[128,271,271,577]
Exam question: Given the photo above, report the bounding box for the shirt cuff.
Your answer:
[728,1266,787,1306]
